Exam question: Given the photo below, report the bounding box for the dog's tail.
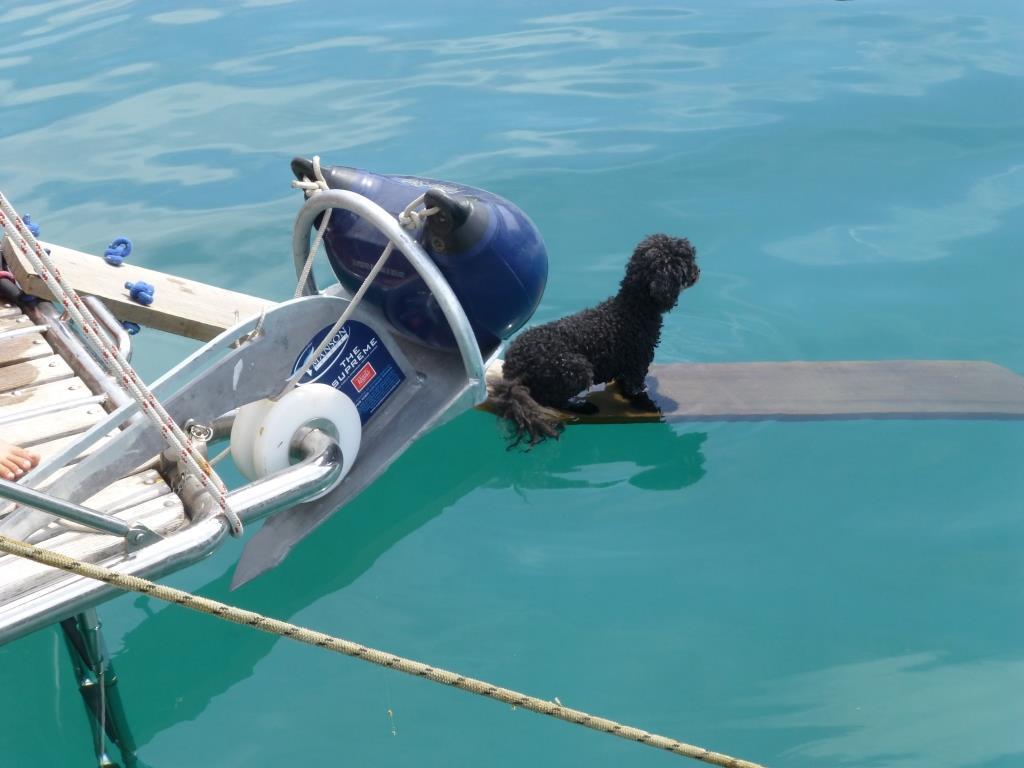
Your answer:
[489,378,564,448]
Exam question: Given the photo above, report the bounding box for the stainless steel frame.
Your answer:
[83,295,133,362]
[1,294,354,539]
[291,189,487,399]
[25,301,132,411]
[0,479,161,548]
[0,428,342,644]
[0,183,491,631]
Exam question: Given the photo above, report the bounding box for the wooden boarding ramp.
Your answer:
[0,300,189,604]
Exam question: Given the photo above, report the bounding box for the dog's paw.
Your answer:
[625,389,661,413]
[561,398,599,416]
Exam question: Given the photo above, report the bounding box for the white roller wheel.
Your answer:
[230,398,274,480]
[252,384,361,480]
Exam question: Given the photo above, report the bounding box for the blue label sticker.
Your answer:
[292,321,406,424]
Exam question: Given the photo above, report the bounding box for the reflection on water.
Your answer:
[111,414,710,747]
[768,163,1024,266]
[748,652,1024,768]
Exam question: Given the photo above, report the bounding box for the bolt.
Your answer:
[188,423,214,442]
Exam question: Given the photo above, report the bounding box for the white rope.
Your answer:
[292,155,332,300]
[209,445,232,467]
[0,193,242,536]
[280,187,439,396]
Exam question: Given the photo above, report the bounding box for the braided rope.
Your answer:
[0,532,765,768]
[0,194,241,536]
[292,155,332,300]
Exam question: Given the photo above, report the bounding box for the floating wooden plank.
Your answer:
[482,360,1024,424]
[2,238,275,342]
[0,355,74,394]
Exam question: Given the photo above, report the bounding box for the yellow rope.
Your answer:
[0,533,765,768]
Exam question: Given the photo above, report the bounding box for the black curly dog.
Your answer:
[491,233,699,447]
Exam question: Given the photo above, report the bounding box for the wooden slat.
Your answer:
[0,331,52,367]
[15,466,168,540]
[0,376,97,419]
[482,360,1024,423]
[0,355,74,393]
[78,467,169,512]
[0,315,37,332]
[3,238,274,342]
[3,404,106,447]
[29,430,115,465]
[0,482,187,602]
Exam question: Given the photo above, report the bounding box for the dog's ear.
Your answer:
[681,257,700,289]
[649,269,684,311]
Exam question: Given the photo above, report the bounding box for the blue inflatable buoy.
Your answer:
[292,158,548,352]
[124,280,154,306]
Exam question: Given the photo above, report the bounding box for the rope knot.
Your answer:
[21,213,39,237]
[124,280,155,306]
[291,155,331,194]
[103,237,132,266]
[398,204,440,231]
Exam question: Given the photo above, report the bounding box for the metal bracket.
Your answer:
[60,609,138,768]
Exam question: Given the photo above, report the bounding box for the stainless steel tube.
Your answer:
[0,478,131,538]
[83,295,132,362]
[0,431,343,644]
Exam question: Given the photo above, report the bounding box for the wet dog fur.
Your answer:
[491,233,699,447]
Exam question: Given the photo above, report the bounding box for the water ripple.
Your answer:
[768,164,1024,265]
[747,653,1024,767]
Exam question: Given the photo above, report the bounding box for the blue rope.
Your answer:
[103,237,132,266]
[124,280,155,306]
[121,321,141,335]
[21,214,39,238]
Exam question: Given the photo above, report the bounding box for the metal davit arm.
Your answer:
[291,189,487,402]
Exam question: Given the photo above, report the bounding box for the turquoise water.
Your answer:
[2,1,1023,765]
